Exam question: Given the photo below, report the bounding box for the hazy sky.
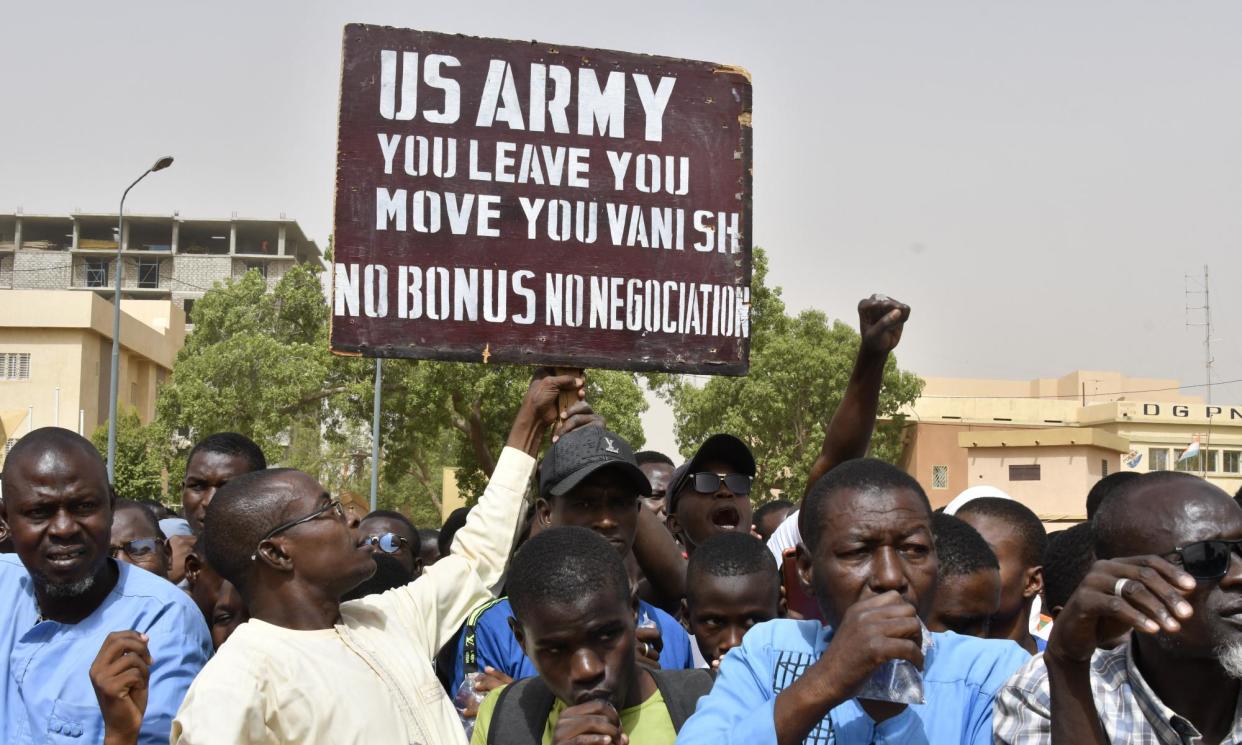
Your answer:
[4,1,1240,457]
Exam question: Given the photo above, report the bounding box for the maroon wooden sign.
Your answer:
[330,25,752,374]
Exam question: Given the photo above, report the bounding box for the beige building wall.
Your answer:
[0,291,184,464]
[964,444,1120,529]
[897,370,1242,528]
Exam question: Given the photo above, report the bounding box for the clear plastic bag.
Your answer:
[855,622,934,705]
[454,671,486,738]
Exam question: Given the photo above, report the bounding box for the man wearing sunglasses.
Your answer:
[171,371,592,745]
[996,471,1242,744]
[358,510,422,579]
[110,500,172,580]
[666,434,758,556]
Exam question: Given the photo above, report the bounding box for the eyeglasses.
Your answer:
[362,532,409,554]
[1169,539,1242,580]
[251,498,344,561]
[691,472,752,496]
[109,538,164,560]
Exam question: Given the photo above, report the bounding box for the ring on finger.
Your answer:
[1114,578,1133,597]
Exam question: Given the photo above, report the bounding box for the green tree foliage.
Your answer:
[156,266,339,462]
[90,407,169,501]
[652,248,923,503]
[155,264,647,524]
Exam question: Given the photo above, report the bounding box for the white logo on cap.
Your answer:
[603,437,620,454]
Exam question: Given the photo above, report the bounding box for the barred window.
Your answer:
[931,465,949,490]
[86,259,109,288]
[138,259,160,289]
[0,353,30,380]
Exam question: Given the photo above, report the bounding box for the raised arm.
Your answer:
[632,502,687,609]
[802,295,910,498]
[384,369,598,655]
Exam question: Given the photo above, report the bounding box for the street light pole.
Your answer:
[106,156,174,483]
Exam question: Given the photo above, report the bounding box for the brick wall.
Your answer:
[172,255,232,294]
[12,250,72,289]
[231,258,291,291]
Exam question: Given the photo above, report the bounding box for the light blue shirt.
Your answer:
[1,554,211,745]
[676,618,1029,745]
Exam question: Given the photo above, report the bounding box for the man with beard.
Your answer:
[677,458,1028,744]
[0,428,211,744]
[172,372,590,745]
[995,471,1242,743]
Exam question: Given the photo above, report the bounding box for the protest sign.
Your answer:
[331,25,752,374]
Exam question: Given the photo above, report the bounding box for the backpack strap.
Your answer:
[649,668,716,731]
[486,676,556,745]
[462,596,509,676]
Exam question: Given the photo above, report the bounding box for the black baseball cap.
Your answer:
[539,425,652,499]
[668,434,757,513]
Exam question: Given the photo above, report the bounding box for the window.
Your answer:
[1009,464,1041,481]
[86,259,109,288]
[931,465,949,490]
[246,262,267,279]
[1101,459,1110,477]
[4,438,16,457]
[183,299,195,324]
[1225,451,1240,474]
[0,353,30,380]
[137,259,160,289]
[1149,448,1169,472]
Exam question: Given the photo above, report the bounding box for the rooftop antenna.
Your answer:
[1185,265,1214,477]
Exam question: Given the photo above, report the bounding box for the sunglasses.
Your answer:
[362,533,409,554]
[109,538,164,560]
[251,498,344,561]
[1170,539,1242,580]
[691,472,752,496]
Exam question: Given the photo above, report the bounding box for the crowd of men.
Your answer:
[2,294,1241,744]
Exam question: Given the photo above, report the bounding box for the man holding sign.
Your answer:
[171,372,597,745]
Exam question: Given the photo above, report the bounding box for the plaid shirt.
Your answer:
[994,639,1242,744]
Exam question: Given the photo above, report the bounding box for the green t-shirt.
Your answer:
[471,683,677,745]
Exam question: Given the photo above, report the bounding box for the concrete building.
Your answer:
[0,290,185,466]
[0,211,320,324]
[897,370,1242,529]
